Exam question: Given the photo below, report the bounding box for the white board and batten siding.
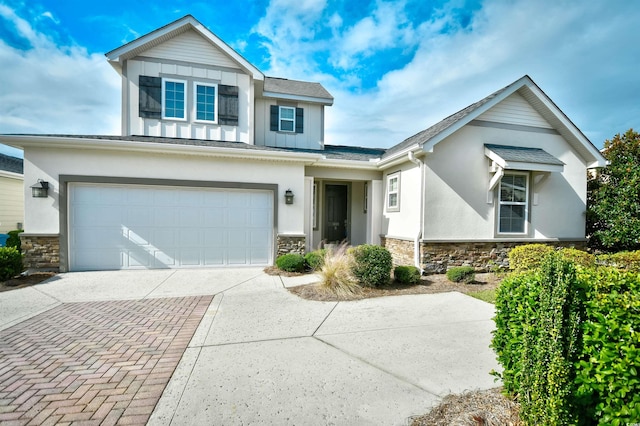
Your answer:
[123,30,252,143]
[68,183,274,271]
[478,92,553,129]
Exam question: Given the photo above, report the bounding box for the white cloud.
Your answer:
[322,0,640,148]
[0,5,120,138]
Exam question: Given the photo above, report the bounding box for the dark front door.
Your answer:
[324,184,348,242]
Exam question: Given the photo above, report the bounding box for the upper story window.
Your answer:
[139,75,238,126]
[498,173,529,234]
[270,105,304,133]
[195,82,217,122]
[386,173,400,212]
[163,79,186,120]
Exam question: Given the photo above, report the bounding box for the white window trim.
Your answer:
[162,78,187,121]
[497,171,529,235]
[279,106,296,132]
[386,173,400,212]
[193,81,218,124]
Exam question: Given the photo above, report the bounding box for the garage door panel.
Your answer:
[69,183,273,271]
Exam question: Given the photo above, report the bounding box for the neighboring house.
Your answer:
[0,15,606,272]
[0,153,24,234]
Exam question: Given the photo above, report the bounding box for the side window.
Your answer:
[270,105,304,133]
[498,173,529,234]
[387,173,400,212]
[162,78,186,120]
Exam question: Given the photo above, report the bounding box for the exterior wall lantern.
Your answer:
[31,180,49,198]
[284,189,294,205]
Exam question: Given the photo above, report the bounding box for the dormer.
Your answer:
[106,15,263,144]
[106,15,333,150]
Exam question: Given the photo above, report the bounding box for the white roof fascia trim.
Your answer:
[262,91,333,105]
[314,158,380,170]
[0,170,23,180]
[525,84,606,168]
[421,79,527,154]
[377,145,421,168]
[1,136,320,163]
[106,16,264,81]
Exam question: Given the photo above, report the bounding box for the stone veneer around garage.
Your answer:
[20,234,60,271]
[381,236,587,274]
[276,234,306,257]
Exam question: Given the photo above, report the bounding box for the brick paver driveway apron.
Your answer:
[0,296,212,425]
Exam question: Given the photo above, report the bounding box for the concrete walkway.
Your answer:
[0,269,500,425]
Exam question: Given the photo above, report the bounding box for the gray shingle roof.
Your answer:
[382,82,513,158]
[5,135,382,162]
[0,153,23,174]
[485,144,564,166]
[264,77,333,102]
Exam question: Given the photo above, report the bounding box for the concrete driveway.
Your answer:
[0,269,499,425]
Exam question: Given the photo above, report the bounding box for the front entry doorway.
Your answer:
[324,184,348,242]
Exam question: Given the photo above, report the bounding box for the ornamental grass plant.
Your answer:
[317,243,361,297]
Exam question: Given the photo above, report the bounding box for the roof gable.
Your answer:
[106,15,263,80]
[382,75,607,168]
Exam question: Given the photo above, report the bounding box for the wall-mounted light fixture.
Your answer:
[31,180,49,198]
[284,189,294,205]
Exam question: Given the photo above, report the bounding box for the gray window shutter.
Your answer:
[270,105,279,131]
[139,76,161,118]
[295,108,304,133]
[218,85,239,126]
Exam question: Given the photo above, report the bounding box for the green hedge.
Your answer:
[493,251,640,424]
[597,250,640,272]
[394,265,421,284]
[507,243,554,273]
[6,229,23,252]
[0,247,23,281]
[350,244,392,287]
[275,253,305,272]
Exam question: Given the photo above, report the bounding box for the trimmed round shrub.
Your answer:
[446,266,475,283]
[275,253,305,272]
[0,247,23,281]
[304,249,326,270]
[508,243,554,272]
[560,247,595,268]
[351,244,392,287]
[394,265,421,284]
[6,229,23,252]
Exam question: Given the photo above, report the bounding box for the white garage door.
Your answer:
[69,183,274,271]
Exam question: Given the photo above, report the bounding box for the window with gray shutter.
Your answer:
[139,76,161,118]
[269,105,304,133]
[218,85,239,126]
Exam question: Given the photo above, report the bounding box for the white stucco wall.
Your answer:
[22,147,305,236]
[254,99,324,150]
[419,124,588,240]
[0,174,24,233]
[381,161,422,239]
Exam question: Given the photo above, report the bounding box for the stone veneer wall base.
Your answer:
[276,234,306,257]
[20,234,61,271]
[382,237,586,274]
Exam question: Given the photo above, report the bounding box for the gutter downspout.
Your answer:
[407,151,424,273]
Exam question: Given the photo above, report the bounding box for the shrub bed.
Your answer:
[304,249,326,271]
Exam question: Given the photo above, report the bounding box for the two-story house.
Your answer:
[0,15,606,273]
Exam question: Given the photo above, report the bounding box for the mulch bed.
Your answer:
[282,271,502,302]
[0,272,57,292]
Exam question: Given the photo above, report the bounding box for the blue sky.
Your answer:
[0,0,638,158]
